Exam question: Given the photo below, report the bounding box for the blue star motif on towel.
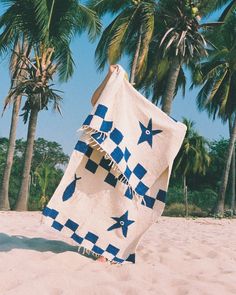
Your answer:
[138,118,162,147]
[107,210,135,238]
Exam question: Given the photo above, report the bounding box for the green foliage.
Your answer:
[163,202,207,217]
[166,186,217,213]
[192,12,236,122]
[0,137,69,210]
[174,118,211,177]
[4,48,63,123]
[89,0,157,81]
[136,0,222,106]
[0,0,101,82]
[187,189,218,212]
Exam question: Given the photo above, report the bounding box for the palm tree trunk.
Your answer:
[230,147,235,215]
[216,116,236,216]
[183,175,188,217]
[0,95,22,210]
[129,26,142,85]
[15,108,39,211]
[161,56,181,115]
[229,117,236,215]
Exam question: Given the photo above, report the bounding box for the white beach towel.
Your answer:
[41,64,187,264]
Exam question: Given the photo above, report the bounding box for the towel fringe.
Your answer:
[78,245,122,264]
[80,124,147,207]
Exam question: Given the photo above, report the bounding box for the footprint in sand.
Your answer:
[185,251,201,259]
[207,251,218,259]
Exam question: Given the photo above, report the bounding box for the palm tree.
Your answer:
[4,48,64,210]
[0,38,30,210]
[0,0,100,210]
[141,0,222,115]
[89,0,157,84]
[136,48,187,107]
[229,115,236,215]
[192,13,236,216]
[212,0,236,21]
[174,118,210,216]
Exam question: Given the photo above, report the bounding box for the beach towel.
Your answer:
[41,64,187,264]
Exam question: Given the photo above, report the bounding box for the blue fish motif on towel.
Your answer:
[62,174,81,201]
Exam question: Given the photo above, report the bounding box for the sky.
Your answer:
[0,6,229,156]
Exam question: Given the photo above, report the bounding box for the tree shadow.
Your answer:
[0,232,78,253]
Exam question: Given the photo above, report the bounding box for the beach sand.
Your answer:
[0,211,236,295]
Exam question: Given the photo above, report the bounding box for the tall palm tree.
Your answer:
[192,13,236,216]
[89,0,157,84]
[136,47,187,107]
[229,115,236,214]
[0,0,100,210]
[174,118,210,216]
[0,38,30,210]
[4,48,64,210]
[142,0,222,115]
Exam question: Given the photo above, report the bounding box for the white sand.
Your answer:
[0,211,236,295]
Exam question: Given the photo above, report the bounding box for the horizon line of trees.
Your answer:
[0,0,235,217]
[0,134,234,216]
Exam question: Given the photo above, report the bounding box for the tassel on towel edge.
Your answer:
[79,125,147,207]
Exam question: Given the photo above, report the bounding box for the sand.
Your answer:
[0,211,236,295]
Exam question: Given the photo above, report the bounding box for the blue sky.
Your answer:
[0,6,228,155]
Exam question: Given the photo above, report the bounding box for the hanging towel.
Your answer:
[41,64,187,264]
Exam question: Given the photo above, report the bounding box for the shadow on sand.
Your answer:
[0,232,78,253]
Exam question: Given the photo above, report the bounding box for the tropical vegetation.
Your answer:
[0,0,235,217]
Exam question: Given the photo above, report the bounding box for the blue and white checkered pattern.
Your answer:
[42,206,135,264]
[82,104,157,197]
[74,139,166,208]
[83,104,113,133]
[75,140,119,188]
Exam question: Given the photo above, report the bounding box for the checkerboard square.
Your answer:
[124,148,131,162]
[113,256,124,263]
[104,173,118,187]
[106,244,120,255]
[71,233,83,244]
[135,181,149,195]
[133,164,147,179]
[124,167,132,179]
[99,156,112,171]
[46,207,59,219]
[85,159,98,174]
[74,140,88,154]
[100,120,113,132]
[52,220,63,231]
[109,128,123,144]
[111,147,123,163]
[42,206,50,217]
[65,219,79,232]
[92,245,104,255]
[141,195,155,209]
[82,114,93,125]
[85,145,93,158]
[94,104,108,119]
[126,253,135,263]
[124,187,133,199]
[156,189,167,203]
[85,232,99,243]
